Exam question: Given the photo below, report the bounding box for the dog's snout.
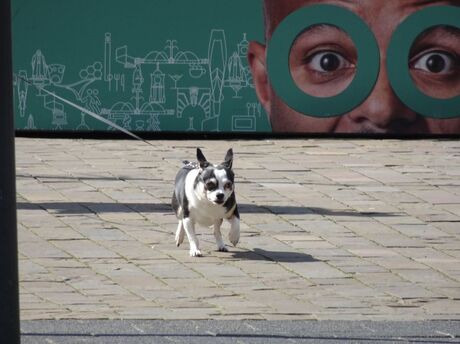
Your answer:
[214,193,225,204]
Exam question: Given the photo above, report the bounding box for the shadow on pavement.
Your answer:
[17,202,400,218]
[231,248,319,263]
[21,318,460,343]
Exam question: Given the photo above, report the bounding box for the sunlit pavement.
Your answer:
[16,138,460,324]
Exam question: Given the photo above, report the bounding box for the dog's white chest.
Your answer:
[189,201,227,226]
[184,169,227,226]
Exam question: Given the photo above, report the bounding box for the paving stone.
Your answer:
[15,138,460,321]
[52,239,120,259]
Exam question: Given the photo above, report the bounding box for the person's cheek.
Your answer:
[425,118,460,134]
[270,95,341,132]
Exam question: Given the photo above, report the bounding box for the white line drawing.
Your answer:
[16,29,260,132]
[227,52,246,98]
[187,117,196,132]
[150,63,166,104]
[114,74,120,92]
[169,74,183,89]
[146,114,161,131]
[208,29,227,129]
[177,86,221,131]
[31,50,49,94]
[82,89,102,114]
[46,94,67,130]
[131,64,144,112]
[104,33,112,82]
[48,64,65,84]
[231,102,260,132]
[13,72,17,105]
[237,33,254,89]
[25,114,36,130]
[135,120,145,131]
[121,113,131,130]
[116,39,208,77]
[120,74,125,92]
[238,33,249,57]
[177,87,211,117]
[100,100,173,131]
[17,70,29,117]
[225,33,253,96]
[76,113,90,130]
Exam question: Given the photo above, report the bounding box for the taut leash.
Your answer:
[17,76,156,147]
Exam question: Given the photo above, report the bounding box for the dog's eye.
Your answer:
[206,182,217,190]
[224,182,233,190]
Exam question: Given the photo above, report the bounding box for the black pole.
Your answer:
[0,0,20,341]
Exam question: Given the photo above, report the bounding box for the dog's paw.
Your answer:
[217,245,228,252]
[189,248,203,257]
[229,230,240,247]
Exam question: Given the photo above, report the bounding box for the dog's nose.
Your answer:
[216,193,224,201]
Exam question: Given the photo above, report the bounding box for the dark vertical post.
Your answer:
[0,0,20,342]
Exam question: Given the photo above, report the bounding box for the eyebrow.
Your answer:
[416,25,460,41]
[401,0,460,8]
[324,0,356,4]
[300,24,347,35]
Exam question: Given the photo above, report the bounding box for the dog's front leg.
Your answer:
[213,219,227,252]
[228,215,240,247]
[175,220,185,247]
[183,218,202,257]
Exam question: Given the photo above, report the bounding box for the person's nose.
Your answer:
[348,65,417,130]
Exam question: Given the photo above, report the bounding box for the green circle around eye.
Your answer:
[266,4,380,118]
[387,6,460,119]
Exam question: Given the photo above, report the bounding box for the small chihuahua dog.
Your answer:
[172,148,240,257]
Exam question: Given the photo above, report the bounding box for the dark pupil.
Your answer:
[206,182,216,190]
[320,53,340,71]
[426,54,445,73]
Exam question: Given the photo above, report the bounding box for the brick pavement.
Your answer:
[15,138,460,320]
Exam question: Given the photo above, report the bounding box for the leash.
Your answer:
[17,76,156,147]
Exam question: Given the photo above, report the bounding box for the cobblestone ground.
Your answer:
[15,138,460,320]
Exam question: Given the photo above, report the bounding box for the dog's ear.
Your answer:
[197,148,209,168]
[222,148,233,169]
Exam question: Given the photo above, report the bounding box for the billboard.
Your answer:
[12,0,460,135]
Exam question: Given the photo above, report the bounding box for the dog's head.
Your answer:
[195,148,235,205]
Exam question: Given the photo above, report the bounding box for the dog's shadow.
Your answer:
[231,248,318,263]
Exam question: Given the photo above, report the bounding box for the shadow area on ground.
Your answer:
[20,319,460,343]
[231,248,318,263]
[17,202,400,218]
[21,332,456,343]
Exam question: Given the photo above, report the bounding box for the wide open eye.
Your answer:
[224,181,233,190]
[289,24,357,97]
[306,51,353,73]
[205,181,217,190]
[411,51,458,74]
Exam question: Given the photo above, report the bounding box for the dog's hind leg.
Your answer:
[183,218,202,257]
[175,220,185,247]
[213,219,227,252]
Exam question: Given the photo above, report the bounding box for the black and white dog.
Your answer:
[172,148,240,257]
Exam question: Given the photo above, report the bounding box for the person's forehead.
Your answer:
[266,0,459,20]
[265,0,459,38]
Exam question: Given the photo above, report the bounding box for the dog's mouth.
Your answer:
[214,199,225,205]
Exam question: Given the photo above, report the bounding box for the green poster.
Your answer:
[12,0,270,133]
[12,1,460,135]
